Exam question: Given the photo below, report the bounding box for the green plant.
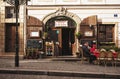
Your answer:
[114,47,120,52]
[100,46,120,52]
[75,31,82,39]
[43,32,48,39]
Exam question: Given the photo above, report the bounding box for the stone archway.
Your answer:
[42,7,81,32]
[42,7,81,55]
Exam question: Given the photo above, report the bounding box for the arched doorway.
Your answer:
[44,16,76,56]
[42,7,81,56]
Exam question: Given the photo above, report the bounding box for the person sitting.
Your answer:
[93,49,100,58]
[82,42,97,64]
[90,44,100,58]
[90,44,96,54]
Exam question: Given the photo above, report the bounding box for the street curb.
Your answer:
[0,68,120,78]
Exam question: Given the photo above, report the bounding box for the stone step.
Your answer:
[51,56,81,61]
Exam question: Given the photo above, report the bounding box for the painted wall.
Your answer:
[28,0,120,5]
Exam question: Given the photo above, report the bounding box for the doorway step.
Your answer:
[51,56,81,61]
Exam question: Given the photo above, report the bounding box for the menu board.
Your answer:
[27,39,43,50]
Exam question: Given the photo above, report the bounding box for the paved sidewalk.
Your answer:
[0,58,120,78]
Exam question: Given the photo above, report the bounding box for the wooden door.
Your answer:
[5,24,16,52]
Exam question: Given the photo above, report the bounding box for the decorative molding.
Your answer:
[42,7,81,25]
[55,7,67,16]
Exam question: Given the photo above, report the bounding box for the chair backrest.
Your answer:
[106,51,113,60]
[79,47,84,57]
[106,51,113,58]
[99,51,106,58]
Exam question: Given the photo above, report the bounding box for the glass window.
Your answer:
[5,7,17,18]
[98,24,114,42]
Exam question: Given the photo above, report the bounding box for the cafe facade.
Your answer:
[0,0,120,57]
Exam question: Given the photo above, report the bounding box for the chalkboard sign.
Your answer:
[26,39,43,50]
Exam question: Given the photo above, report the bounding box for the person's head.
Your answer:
[84,42,89,46]
[92,44,96,48]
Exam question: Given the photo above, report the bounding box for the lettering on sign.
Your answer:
[30,31,39,37]
[55,20,68,27]
[84,31,93,37]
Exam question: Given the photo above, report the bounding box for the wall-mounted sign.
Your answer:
[55,20,68,27]
[84,31,93,37]
[30,31,39,37]
[114,14,118,17]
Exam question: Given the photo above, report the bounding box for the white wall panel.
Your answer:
[101,18,120,22]
[68,9,120,14]
[28,0,120,5]
[28,10,56,15]
[28,10,56,20]
[81,0,105,4]
[106,0,120,4]
[55,0,80,5]
[30,0,55,5]
[27,9,120,23]
[68,9,120,22]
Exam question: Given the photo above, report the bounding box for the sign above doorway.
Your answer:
[55,20,68,27]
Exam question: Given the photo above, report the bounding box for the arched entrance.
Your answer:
[45,16,76,56]
[42,7,81,56]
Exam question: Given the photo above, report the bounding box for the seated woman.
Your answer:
[90,44,96,54]
[93,49,100,58]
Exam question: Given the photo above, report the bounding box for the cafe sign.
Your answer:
[55,20,68,27]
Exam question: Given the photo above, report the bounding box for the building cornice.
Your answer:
[27,4,120,10]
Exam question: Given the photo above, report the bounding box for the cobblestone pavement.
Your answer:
[0,58,120,79]
[0,58,120,74]
[0,74,114,79]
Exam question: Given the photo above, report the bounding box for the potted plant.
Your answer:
[43,32,48,39]
[75,31,82,40]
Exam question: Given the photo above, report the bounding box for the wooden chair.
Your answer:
[25,48,31,58]
[105,51,114,66]
[79,47,89,64]
[97,51,106,65]
[114,53,120,67]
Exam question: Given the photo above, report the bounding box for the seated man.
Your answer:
[82,42,96,64]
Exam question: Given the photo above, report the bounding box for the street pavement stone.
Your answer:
[0,58,120,78]
[0,74,115,79]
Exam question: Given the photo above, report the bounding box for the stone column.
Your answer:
[118,23,120,48]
